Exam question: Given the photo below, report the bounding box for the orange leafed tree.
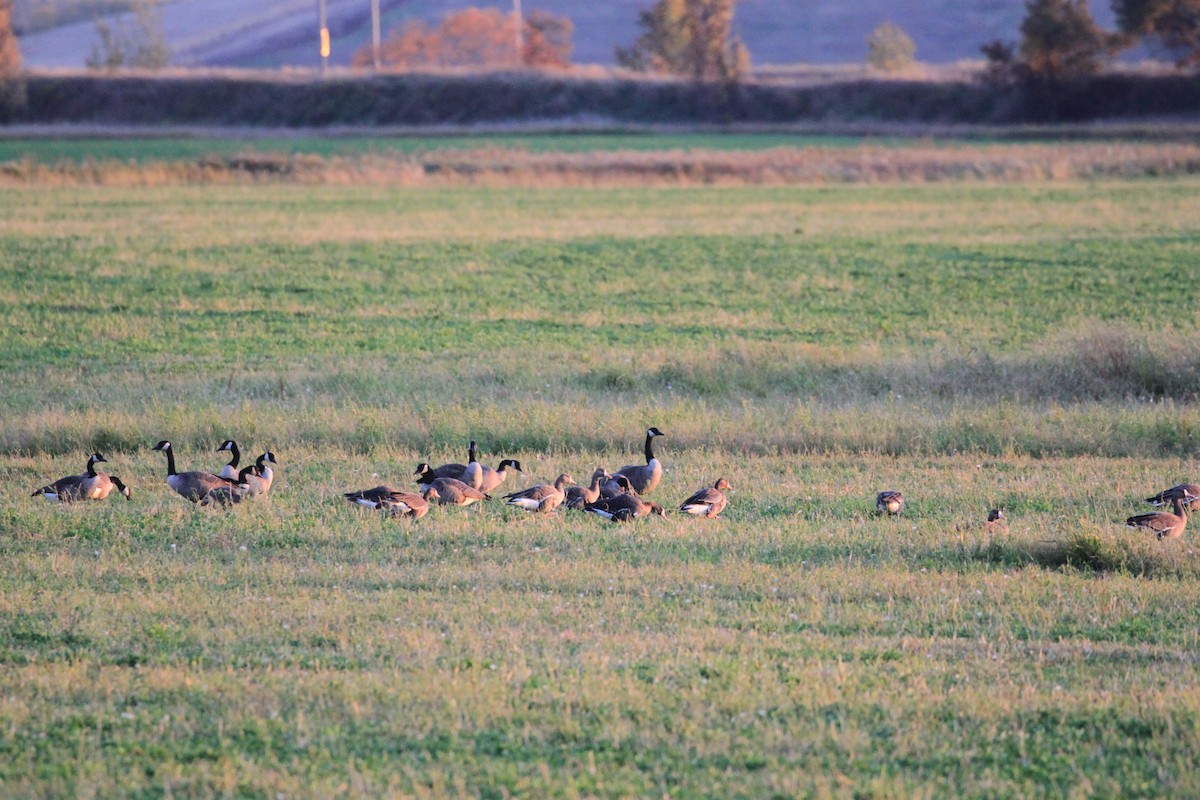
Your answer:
[354,7,571,69]
[0,0,21,77]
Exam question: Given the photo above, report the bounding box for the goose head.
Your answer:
[152,440,172,452]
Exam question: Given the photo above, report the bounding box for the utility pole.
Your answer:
[513,0,522,66]
[371,0,381,71]
[317,0,329,75]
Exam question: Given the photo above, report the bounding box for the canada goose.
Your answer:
[414,462,437,486]
[876,491,904,516]
[428,477,490,507]
[478,459,523,494]
[1144,483,1200,509]
[32,453,131,502]
[461,441,483,490]
[423,441,479,485]
[241,452,278,497]
[605,427,665,495]
[599,473,637,499]
[1126,493,1193,540]
[217,440,241,481]
[585,492,667,522]
[199,466,256,507]
[679,478,731,518]
[152,440,235,503]
[565,468,611,510]
[956,508,1007,534]
[503,473,575,513]
[344,485,433,519]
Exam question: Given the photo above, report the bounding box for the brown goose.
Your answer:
[478,458,523,494]
[876,491,904,516]
[565,468,611,510]
[679,477,731,519]
[503,473,575,513]
[32,453,131,502]
[1144,483,1200,509]
[605,427,665,495]
[1126,494,1193,540]
[216,440,242,481]
[599,473,637,499]
[200,465,257,507]
[344,484,437,519]
[585,492,667,522]
[956,508,1007,534]
[152,440,236,503]
[428,477,490,507]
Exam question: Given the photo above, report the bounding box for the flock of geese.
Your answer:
[29,426,1200,538]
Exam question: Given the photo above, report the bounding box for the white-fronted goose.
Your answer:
[679,477,731,518]
[344,485,433,519]
[478,458,523,494]
[33,453,131,502]
[1145,483,1200,509]
[503,473,575,513]
[152,440,235,503]
[217,440,241,481]
[428,477,490,506]
[585,492,667,522]
[1127,493,1193,540]
[876,491,904,516]
[565,468,610,510]
[606,427,665,495]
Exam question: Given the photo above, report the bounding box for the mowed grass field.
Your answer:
[1,155,1200,798]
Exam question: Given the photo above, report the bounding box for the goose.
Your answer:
[599,473,637,499]
[1144,483,1200,509]
[344,485,434,519]
[565,468,611,510]
[152,440,235,503]
[427,477,490,507]
[679,477,731,519]
[461,441,484,490]
[876,491,904,516]
[32,453,131,502]
[605,427,665,495]
[199,465,257,507]
[1126,493,1194,540]
[241,452,278,497]
[423,441,479,485]
[477,458,523,494]
[216,440,242,481]
[585,492,667,522]
[503,473,575,513]
[956,508,1007,534]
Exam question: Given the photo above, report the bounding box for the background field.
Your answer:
[1,137,1199,797]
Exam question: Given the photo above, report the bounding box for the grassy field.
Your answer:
[1,157,1199,797]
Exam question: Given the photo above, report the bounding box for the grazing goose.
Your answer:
[343,485,433,519]
[503,473,575,513]
[599,473,637,499]
[585,492,667,522]
[565,468,611,510]
[240,452,279,497]
[32,453,131,502]
[152,440,235,503]
[477,458,524,494]
[1126,493,1194,540]
[876,491,904,516]
[216,440,242,481]
[414,462,437,487]
[428,477,490,507]
[1144,482,1200,509]
[606,427,665,495]
[956,509,1007,534]
[679,477,731,519]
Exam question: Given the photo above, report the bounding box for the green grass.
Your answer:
[1,166,1199,797]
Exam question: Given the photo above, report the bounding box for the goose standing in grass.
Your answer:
[344,485,434,519]
[152,440,236,503]
[956,509,1007,534]
[1144,482,1200,509]
[216,440,242,480]
[585,492,667,522]
[605,427,665,495]
[423,441,479,485]
[876,491,904,516]
[461,441,484,490]
[565,468,611,510]
[428,477,490,507]
[503,473,575,513]
[240,452,279,497]
[32,452,132,502]
[1126,493,1194,540]
[477,458,523,494]
[200,465,257,507]
[679,478,731,519]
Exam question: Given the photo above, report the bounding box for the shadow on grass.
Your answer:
[970,528,1200,578]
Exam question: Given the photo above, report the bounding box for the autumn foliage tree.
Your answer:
[0,0,20,77]
[983,0,1113,82]
[616,0,749,81]
[354,7,572,70]
[1113,0,1200,66]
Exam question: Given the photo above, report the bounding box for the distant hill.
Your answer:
[14,0,1122,70]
